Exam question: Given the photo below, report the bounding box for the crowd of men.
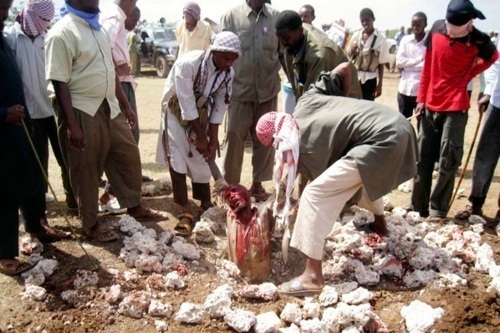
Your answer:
[0,0,499,299]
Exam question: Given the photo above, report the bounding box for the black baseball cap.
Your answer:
[446,0,485,26]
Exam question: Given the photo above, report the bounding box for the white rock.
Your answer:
[224,308,257,333]
[142,184,156,196]
[19,237,43,255]
[204,284,234,318]
[20,285,47,301]
[199,206,227,233]
[319,286,339,307]
[475,243,495,273]
[135,254,163,274]
[162,252,184,270]
[322,307,341,333]
[468,215,487,225]
[434,272,467,288]
[302,297,320,319]
[403,269,436,288]
[119,291,152,319]
[27,253,44,265]
[401,300,443,333]
[341,287,373,305]
[165,271,185,289]
[217,259,241,279]
[73,270,98,289]
[383,196,394,211]
[158,230,175,245]
[331,302,373,327]
[254,311,281,333]
[22,258,58,285]
[105,284,123,304]
[149,300,173,318]
[342,324,361,333]
[487,277,500,294]
[379,256,403,278]
[398,180,413,193]
[409,246,437,270]
[154,320,168,332]
[143,228,157,239]
[174,302,206,324]
[489,265,500,279]
[278,324,300,333]
[239,283,279,301]
[469,223,484,234]
[406,211,421,225]
[125,232,159,254]
[193,221,216,243]
[300,318,329,333]
[355,265,380,286]
[331,281,358,295]
[118,215,145,235]
[392,207,408,217]
[146,273,167,291]
[172,240,201,260]
[61,290,81,307]
[280,303,302,325]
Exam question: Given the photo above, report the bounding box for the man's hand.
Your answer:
[374,84,382,99]
[477,94,490,114]
[6,105,25,125]
[206,139,218,162]
[67,123,85,151]
[189,134,209,158]
[123,107,137,129]
[116,63,131,76]
[416,102,425,120]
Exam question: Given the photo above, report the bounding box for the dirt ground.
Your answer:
[0,67,499,333]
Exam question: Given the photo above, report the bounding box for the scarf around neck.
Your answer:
[60,2,101,30]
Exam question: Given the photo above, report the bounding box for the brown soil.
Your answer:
[1,68,498,333]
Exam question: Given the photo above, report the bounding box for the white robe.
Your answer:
[156,50,233,183]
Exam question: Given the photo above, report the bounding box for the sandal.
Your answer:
[174,213,196,237]
[279,279,323,297]
[31,226,72,243]
[86,227,119,242]
[454,205,482,220]
[0,259,34,276]
[128,206,167,222]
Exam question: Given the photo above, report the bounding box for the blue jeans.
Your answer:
[469,104,500,208]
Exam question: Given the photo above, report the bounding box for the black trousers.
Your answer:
[360,78,377,101]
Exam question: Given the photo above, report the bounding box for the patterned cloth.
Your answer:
[183,2,201,21]
[18,0,54,37]
[256,112,300,227]
[193,31,241,105]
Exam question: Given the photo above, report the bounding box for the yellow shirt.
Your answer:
[45,13,121,118]
[175,19,211,58]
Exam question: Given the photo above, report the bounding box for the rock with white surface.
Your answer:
[300,318,329,333]
[154,320,168,332]
[341,287,373,305]
[355,265,380,286]
[162,252,184,270]
[331,281,359,295]
[119,291,152,319]
[204,284,234,318]
[475,244,495,273]
[342,324,361,333]
[239,283,278,301]
[401,300,443,333]
[469,215,487,225]
[193,221,216,243]
[165,271,185,289]
[278,324,300,333]
[149,300,173,318]
[174,302,206,324]
[254,311,281,333]
[20,285,47,302]
[403,269,436,288]
[61,290,82,307]
[118,215,145,235]
[172,240,201,260]
[319,285,339,307]
[105,284,123,304]
[224,308,257,333]
[135,254,163,274]
[280,303,302,325]
[302,297,320,319]
[73,269,98,289]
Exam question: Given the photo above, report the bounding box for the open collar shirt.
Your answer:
[4,22,53,119]
[349,28,389,83]
[45,13,121,119]
[175,19,212,58]
[396,33,426,97]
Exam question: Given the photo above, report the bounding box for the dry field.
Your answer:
[0,66,498,333]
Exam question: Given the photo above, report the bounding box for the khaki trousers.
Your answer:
[57,101,142,230]
[291,157,384,260]
[222,98,277,185]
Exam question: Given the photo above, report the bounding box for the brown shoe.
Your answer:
[31,226,72,243]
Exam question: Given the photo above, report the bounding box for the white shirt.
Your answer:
[349,29,390,83]
[396,33,426,96]
[325,22,346,47]
[484,42,500,108]
[4,23,53,119]
[100,3,135,86]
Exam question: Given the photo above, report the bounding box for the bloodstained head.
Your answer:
[224,184,251,213]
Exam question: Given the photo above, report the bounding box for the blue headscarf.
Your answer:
[60,1,101,30]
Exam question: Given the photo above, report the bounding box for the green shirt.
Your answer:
[221,3,281,103]
[283,24,361,100]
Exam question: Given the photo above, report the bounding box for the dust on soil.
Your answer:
[1,71,499,333]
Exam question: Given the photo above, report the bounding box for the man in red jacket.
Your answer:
[411,0,498,220]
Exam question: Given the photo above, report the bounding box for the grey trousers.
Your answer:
[121,82,140,143]
[222,98,276,185]
[412,109,468,217]
[469,104,500,208]
[57,101,142,230]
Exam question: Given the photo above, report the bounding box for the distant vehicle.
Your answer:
[139,26,178,78]
[385,38,397,72]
